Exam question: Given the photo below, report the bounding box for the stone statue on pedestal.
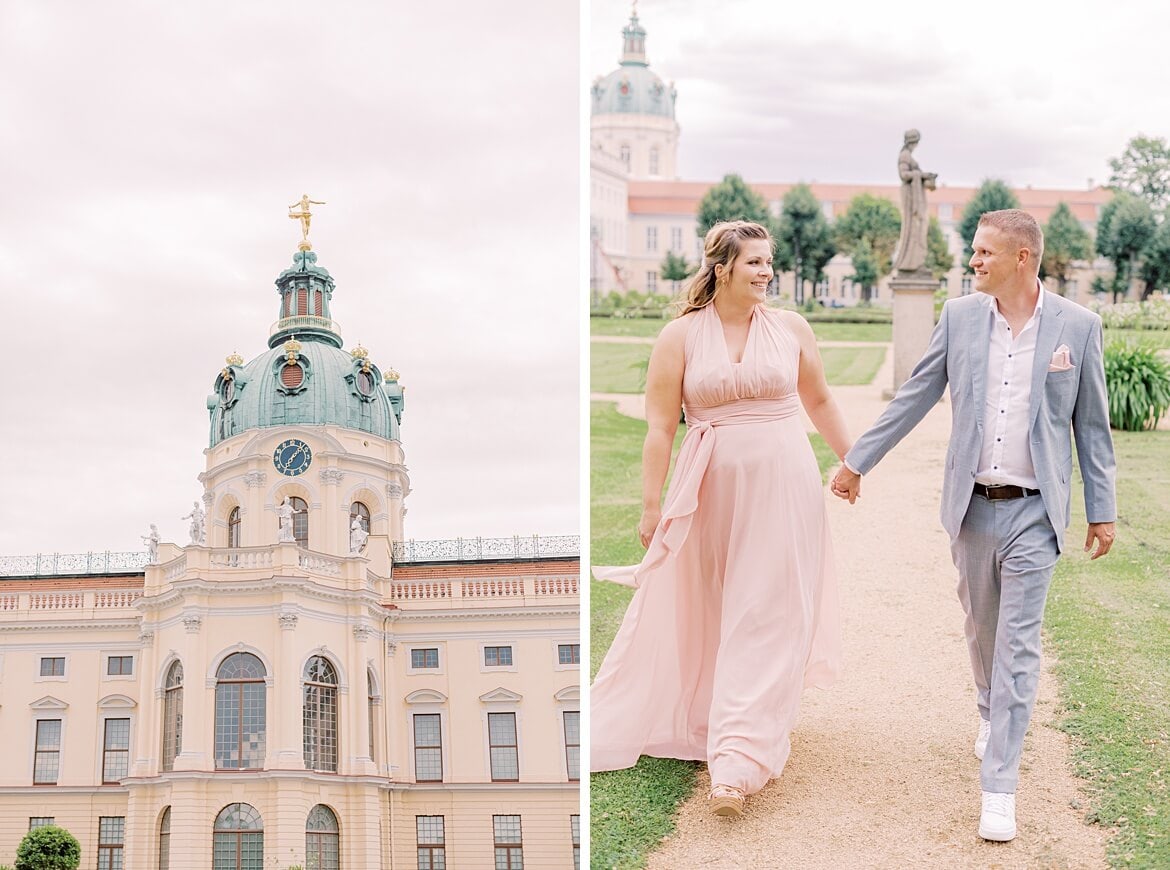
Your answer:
[349,515,368,554]
[181,501,205,545]
[141,524,160,564]
[276,497,296,543]
[893,129,938,275]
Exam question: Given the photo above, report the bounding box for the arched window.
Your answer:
[158,807,171,870]
[367,669,377,762]
[303,656,338,772]
[212,803,263,870]
[227,507,241,548]
[305,805,340,870]
[161,661,183,771]
[214,653,266,770]
[649,146,659,175]
[619,143,631,167]
[287,497,308,548]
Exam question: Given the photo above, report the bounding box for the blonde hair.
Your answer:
[978,209,1044,271]
[676,220,773,317]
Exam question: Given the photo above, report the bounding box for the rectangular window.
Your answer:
[1068,279,1079,294]
[571,815,580,870]
[413,714,443,782]
[106,655,134,676]
[416,815,445,870]
[646,226,658,252]
[34,719,61,784]
[29,817,54,830]
[97,816,124,870]
[410,648,439,669]
[671,226,682,252]
[488,712,519,781]
[493,815,523,870]
[938,203,954,221]
[646,271,657,293]
[961,276,972,295]
[103,718,130,783]
[563,711,580,781]
[39,657,65,677]
[558,644,580,665]
[484,646,513,667]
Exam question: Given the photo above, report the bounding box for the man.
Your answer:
[832,209,1116,841]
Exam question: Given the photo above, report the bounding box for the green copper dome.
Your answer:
[591,12,676,120]
[207,250,404,446]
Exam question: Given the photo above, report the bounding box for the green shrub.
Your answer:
[14,826,80,870]
[1103,341,1170,431]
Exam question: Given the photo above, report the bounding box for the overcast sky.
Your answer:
[591,0,1170,191]
[0,1,579,556]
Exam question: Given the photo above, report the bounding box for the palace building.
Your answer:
[590,9,1112,305]
[0,230,580,868]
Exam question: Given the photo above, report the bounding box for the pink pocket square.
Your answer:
[1048,344,1074,372]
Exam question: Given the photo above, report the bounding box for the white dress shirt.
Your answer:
[975,285,1043,489]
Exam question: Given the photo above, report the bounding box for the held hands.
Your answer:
[830,465,861,504]
[1084,522,1116,560]
[638,507,662,549]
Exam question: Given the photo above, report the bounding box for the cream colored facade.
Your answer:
[1,260,579,869]
[611,180,1113,305]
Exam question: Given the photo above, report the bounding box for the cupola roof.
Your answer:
[591,6,676,119]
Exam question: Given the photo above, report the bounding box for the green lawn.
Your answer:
[591,343,652,394]
[1046,430,1170,868]
[591,316,893,343]
[591,341,886,394]
[590,401,837,869]
[819,346,886,385]
[1104,328,1170,351]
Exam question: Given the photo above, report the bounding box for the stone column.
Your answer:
[885,271,939,399]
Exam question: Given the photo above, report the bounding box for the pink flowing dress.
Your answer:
[591,303,841,794]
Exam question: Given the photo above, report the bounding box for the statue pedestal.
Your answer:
[884,271,938,399]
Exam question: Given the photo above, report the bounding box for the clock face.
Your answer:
[273,439,312,476]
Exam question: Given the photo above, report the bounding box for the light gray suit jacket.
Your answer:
[845,291,1116,552]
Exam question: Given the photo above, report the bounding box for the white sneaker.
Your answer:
[975,718,991,760]
[979,791,1016,841]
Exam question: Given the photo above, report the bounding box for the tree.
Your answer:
[1139,214,1170,297]
[660,250,693,281]
[925,217,954,281]
[834,193,901,302]
[695,174,773,240]
[1097,192,1156,301]
[1041,202,1093,296]
[848,240,880,302]
[15,826,80,870]
[958,180,1021,270]
[1108,135,1170,212]
[774,184,836,304]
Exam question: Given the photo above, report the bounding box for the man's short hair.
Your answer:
[977,209,1044,269]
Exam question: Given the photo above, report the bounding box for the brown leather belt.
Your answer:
[974,483,1040,500]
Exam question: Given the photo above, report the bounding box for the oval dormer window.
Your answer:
[357,369,373,397]
[281,362,304,389]
[221,378,235,403]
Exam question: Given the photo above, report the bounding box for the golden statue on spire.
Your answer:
[289,194,326,251]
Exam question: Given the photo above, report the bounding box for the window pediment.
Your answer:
[479,687,523,704]
[30,695,68,710]
[554,685,580,703]
[404,688,447,705]
[98,694,137,709]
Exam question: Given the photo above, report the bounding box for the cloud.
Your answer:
[1,0,579,555]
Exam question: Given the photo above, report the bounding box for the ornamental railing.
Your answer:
[390,535,580,563]
[0,588,143,612]
[0,551,149,578]
[269,315,341,338]
[388,574,578,602]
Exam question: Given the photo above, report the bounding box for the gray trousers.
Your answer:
[950,491,1059,793]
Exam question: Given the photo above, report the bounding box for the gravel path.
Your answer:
[597,345,1111,869]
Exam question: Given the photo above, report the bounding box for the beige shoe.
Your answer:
[708,784,746,818]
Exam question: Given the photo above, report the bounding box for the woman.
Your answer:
[591,220,852,817]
